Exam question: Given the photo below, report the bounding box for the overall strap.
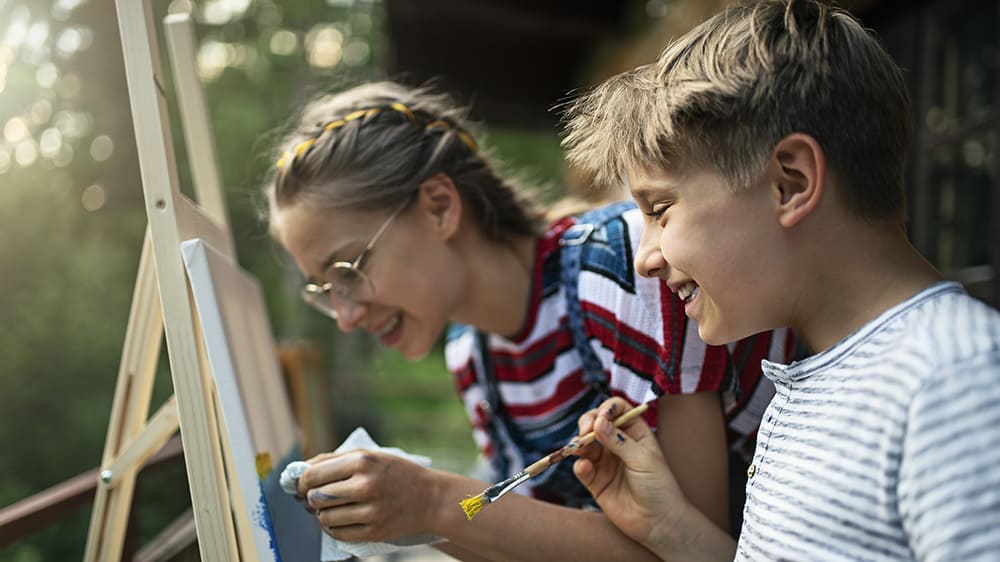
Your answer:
[559,200,638,395]
[473,330,522,477]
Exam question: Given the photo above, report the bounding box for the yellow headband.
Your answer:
[275,103,477,169]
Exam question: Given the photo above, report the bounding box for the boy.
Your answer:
[562,0,1000,560]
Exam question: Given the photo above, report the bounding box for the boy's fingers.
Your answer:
[578,396,634,434]
[618,412,656,441]
[577,409,599,435]
[591,412,655,466]
[573,457,596,485]
[576,397,643,460]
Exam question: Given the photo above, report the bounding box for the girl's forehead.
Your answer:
[277,202,376,240]
[274,204,375,270]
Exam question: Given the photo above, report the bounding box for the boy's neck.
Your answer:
[793,223,943,353]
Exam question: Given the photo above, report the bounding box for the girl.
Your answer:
[262,81,791,561]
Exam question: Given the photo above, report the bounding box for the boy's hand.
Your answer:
[573,397,684,552]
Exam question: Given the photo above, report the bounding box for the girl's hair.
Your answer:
[562,0,913,224]
[263,81,545,241]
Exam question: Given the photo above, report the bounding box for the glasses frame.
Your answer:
[301,198,412,319]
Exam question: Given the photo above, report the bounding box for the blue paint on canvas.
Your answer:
[253,487,281,559]
[260,445,321,561]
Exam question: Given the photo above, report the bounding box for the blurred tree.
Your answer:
[0,0,391,557]
[0,0,574,558]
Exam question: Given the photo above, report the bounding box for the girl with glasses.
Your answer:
[261,81,795,561]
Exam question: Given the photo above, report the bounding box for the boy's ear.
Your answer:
[770,133,825,228]
[417,172,462,240]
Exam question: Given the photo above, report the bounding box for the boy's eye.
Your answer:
[645,203,672,220]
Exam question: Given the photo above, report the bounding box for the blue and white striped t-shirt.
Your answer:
[737,281,1000,561]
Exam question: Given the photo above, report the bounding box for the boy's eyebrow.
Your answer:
[629,187,652,208]
[626,171,679,205]
[631,180,677,201]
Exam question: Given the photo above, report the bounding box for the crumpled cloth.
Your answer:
[279,427,444,561]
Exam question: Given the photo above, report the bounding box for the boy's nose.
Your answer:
[634,231,667,279]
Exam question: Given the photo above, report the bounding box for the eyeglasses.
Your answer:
[301,199,411,319]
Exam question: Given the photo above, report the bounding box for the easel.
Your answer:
[84,1,266,559]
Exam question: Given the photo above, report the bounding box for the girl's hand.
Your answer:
[297,449,440,542]
[573,397,684,550]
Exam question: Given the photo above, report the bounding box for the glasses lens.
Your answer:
[328,264,375,302]
[301,283,339,319]
[299,266,376,320]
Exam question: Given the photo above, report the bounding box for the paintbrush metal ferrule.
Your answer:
[483,471,530,503]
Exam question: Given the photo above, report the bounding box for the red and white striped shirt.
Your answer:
[446,204,794,503]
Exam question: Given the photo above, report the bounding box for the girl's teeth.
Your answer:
[379,314,400,336]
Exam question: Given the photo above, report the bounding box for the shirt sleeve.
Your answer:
[583,263,730,405]
[899,352,1000,561]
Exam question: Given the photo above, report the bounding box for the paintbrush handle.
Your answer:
[523,402,650,476]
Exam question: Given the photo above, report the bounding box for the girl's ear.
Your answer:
[770,133,825,228]
[417,172,463,240]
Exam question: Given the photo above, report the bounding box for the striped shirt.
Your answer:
[737,282,1000,561]
[446,204,794,505]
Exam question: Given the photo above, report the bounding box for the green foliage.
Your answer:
[485,127,568,204]
[0,168,183,559]
[362,346,479,474]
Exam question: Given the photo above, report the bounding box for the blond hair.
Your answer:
[264,82,545,241]
[563,0,913,223]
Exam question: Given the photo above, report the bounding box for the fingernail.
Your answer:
[308,490,339,504]
[615,432,626,444]
[608,404,617,417]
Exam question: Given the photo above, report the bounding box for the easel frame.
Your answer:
[84,2,253,559]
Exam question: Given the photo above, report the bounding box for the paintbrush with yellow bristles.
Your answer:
[460,402,650,520]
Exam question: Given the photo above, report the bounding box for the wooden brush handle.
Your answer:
[524,402,650,476]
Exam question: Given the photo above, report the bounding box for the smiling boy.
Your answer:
[562,0,1000,560]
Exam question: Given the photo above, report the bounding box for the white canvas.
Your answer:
[181,238,320,561]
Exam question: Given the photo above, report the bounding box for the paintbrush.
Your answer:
[460,402,650,520]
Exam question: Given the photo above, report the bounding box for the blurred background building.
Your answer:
[0,0,995,559]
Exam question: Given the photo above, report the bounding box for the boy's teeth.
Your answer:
[678,283,699,302]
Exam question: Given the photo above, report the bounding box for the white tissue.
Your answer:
[279,460,309,496]
[279,427,443,561]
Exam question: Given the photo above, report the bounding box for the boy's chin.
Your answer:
[697,329,731,347]
[697,323,748,347]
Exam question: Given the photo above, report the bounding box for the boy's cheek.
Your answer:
[657,229,685,261]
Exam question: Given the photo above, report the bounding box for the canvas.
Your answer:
[182,238,321,561]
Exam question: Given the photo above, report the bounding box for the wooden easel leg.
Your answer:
[89,0,273,558]
[84,231,165,561]
[110,0,242,558]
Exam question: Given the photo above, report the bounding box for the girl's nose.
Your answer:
[329,292,367,332]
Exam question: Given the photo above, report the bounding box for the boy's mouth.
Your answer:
[677,282,700,303]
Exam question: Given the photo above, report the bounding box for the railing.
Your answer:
[0,341,328,559]
[0,435,189,558]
